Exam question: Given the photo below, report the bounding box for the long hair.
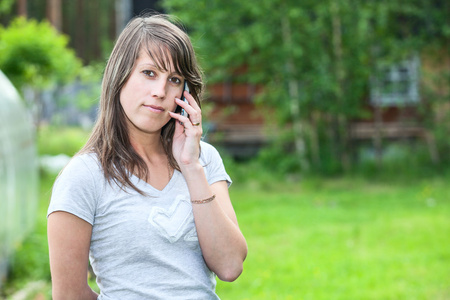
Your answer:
[79,14,204,194]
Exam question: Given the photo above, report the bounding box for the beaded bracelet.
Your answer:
[191,194,216,204]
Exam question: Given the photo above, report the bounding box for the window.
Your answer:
[370,55,420,106]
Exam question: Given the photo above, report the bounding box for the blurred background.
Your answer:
[0,0,449,299]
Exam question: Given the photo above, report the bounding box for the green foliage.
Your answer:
[0,0,14,15]
[256,132,302,175]
[355,142,443,179]
[52,62,103,114]
[164,0,450,174]
[37,126,90,156]
[75,63,103,110]
[0,17,81,91]
[420,49,450,166]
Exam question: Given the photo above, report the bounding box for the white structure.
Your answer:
[0,70,38,286]
[370,55,420,106]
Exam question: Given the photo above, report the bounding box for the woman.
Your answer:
[47,14,247,299]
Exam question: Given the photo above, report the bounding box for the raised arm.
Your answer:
[169,92,247,282]
[183,165,248,282]
[47,211,98,300]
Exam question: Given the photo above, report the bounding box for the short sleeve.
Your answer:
[200,142,232,187]
[47,154,100,225]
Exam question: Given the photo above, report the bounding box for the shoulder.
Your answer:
[199,141,232,186]
[55,152,103,189]
[62,152,101,175]
[49,153,103,224]
[199,141,223,162]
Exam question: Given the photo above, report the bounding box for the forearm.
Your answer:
[192,200,247,281]
[182,163,247,281]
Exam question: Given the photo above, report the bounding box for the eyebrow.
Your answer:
[137,63,160,69]
[137,63,182,76]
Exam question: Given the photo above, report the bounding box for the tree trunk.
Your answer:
[115,0,133,37]
[310,112,321,168]
[373,101,383,168]
[46,0,62,31]
[92,1,101,60]
[281,13,309,171]
[109,1,117,41]
[76,0,85,62]
[330,0,350,171]
[17,0,27,17]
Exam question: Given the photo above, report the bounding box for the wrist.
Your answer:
[179,161,203,175]
[191,194,216,204]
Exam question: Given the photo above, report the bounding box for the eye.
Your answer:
[142,70,155,77]
[169,77,182,85]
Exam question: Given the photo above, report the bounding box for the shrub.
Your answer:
[0,17,81,91]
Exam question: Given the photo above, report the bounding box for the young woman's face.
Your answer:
[119,49,184,135]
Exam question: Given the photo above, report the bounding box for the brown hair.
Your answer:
[79,14,204,194]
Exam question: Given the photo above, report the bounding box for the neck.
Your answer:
[128,130,173,190]
[129,129,166,163]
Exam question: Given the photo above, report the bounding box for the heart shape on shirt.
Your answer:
[148,195,198,243]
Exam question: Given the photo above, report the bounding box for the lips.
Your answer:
[143,104,165,113]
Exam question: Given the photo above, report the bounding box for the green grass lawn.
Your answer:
[5,173,450,300]
[10,172,448,300]
[3,127,450,299]
[216,178,450,300]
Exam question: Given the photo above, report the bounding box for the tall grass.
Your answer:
[2,126,449,299]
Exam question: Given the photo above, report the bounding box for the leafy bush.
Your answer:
[38,126,91,156]
[0,0,14,15]
[0,17,81,91]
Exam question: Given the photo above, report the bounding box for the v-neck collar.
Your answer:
[130,170,179,195]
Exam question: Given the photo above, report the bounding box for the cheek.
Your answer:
[170,83,184,98]
[169,87,183,109]
[118,91,128,113]
[167,92,179,111]
[169,101,178,113]
[119,83,134,111]
[119,75,139,106]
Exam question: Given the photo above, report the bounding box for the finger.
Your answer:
[181,91,202,116]
[169,113,203,136]
[183,90,200,110]
[173,115,185,136]
[169,110,189,125]
[175,98,201,122]
[169,111,199,129]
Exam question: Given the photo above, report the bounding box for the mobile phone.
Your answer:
[180,81,189,118]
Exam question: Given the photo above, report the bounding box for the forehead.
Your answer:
[136,45,180,74]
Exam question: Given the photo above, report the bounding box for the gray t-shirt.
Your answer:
[48,141,231,299]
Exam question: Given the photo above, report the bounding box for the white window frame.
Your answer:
[370,55,420,106]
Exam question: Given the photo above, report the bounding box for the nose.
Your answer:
[151,78,167,99]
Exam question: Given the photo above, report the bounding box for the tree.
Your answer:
[0,17,81,125]
[0,0,16,15]
[46,0,62,31]
[163,0,449,173]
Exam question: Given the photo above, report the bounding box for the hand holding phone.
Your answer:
[181,81,190,118]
